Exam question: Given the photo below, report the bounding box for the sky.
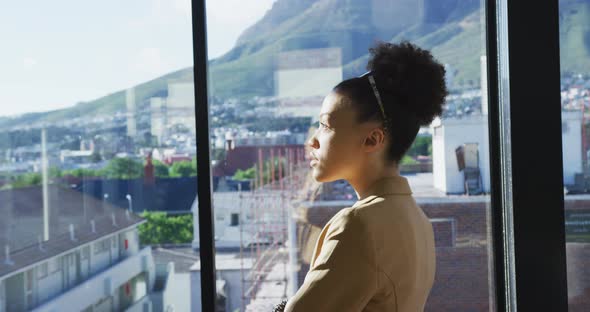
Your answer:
[0,0,275,117]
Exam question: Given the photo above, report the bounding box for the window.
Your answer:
[559,1,590,309]
[37,263,48,279]
[49,258,61,273]
[80,246,90,260]
[0,1,196,310]
[94,239,110,255]
[230,213,239,227]
[204,1,496,310]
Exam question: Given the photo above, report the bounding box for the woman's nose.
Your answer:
[306,133,319,149]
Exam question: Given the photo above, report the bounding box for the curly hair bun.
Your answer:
[367,41,448,126]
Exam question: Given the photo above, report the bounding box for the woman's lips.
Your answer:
[309,152,318,167]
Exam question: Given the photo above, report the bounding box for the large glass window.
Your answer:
[0,1,197,311]
[204,1,497,311]
[560,0,590,309]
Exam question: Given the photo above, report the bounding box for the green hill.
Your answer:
[1,0,588,131]
[560,0,590,74]
[0,67,193,130]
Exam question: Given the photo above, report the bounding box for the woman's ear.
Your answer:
[363,128,386,151]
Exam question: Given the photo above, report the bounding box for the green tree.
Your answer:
[233,167,256,180]
[152,159,170,178]
[90,151,102,163]
[63,168,102,178]
[169,161,197,177]
[102,157,144,179]
[407,136,432,157]
[400,155,418,165]
[11,173,42,188]
[138,211,193,244]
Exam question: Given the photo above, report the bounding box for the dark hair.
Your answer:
[333,41,448,163]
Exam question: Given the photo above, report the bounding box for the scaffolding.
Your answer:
[238,146,309,311]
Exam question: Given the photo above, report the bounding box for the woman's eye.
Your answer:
[320,122,328,129]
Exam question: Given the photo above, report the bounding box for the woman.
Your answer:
[284,41,447,312]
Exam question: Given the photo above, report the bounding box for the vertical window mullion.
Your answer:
[499,0,568,310]
[485,0,513,310]
[191,0,217,311]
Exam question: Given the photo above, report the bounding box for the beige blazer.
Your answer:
[285,176,436,312]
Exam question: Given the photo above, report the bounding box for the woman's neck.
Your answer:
[348,160,401,200]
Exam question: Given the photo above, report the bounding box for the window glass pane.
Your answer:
[560,0,590,309]
[205,1,497,310]
[0,1,196,311]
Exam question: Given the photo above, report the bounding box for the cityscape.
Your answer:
[1,0,589,311]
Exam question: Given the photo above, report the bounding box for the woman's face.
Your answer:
[307,91,373,182]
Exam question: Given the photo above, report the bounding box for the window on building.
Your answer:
[49,258,61,273]
[94,239,110,255]
[230,213,239,227]
[37,263,48,279]
[80,246,90,260]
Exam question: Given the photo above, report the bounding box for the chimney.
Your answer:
[144,152,155,185]
[225,139,234,151]
[4,245,14,266]
[69,224,77,242]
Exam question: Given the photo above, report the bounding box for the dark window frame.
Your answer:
[191,0,570,310]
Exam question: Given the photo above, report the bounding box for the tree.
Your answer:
[11,173,42,188]
[63,168,102,178]
[400,155,418,165]
[90,151,102,163]
[152,159,170,178]
[138,211,193,244]
[102,157,144,179]
[170,161,197,177]
[233,167,256,180]
[407,136,432,157]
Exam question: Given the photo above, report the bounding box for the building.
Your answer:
[562,110,583,185]
[432,110,583,194]
[190,253,255,312]
[150,98,167,145]
[0,185,157,312]
[126,88,137,138]
[431,114,491,194]
[274,48,343,121]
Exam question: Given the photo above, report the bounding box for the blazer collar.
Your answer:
[352,175,412,208]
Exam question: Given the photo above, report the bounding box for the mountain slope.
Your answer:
[2,0,589,131]
[0,67,193,130]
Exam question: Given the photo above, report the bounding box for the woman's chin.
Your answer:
[311,168,334,183]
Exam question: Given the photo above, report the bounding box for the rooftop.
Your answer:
[0,185,144,279]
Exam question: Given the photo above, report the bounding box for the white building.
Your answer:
[431,109,583,194]
[149,81,196,142]
[0,186,158,312]
[562,110,583,185]
[192,191,286,250]
[150,97,167,145]
[431,115,491,194]
[274,48,343,121]
[166,81,196,134]
[190,253,254,312]
[126,88,137,138]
